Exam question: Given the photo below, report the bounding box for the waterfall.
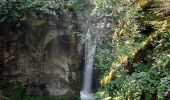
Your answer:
[80,29,96,100]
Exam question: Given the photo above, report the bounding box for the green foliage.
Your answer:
[2,81,24,100]
[0,0,51,25]
[68,0,90,10]
[95,36,115,76]
[23,96,70,100]
[94,0,170,99]
[1,81,79,100]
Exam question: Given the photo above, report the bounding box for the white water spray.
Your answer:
[80,29,96,100]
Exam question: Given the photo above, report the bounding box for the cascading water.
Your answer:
[80,29,96,100]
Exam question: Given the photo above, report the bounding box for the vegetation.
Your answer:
[0,0,170,100]
[94,0,170,99]
[2,80,80,100]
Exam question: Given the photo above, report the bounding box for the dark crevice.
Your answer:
[140,25,154,36]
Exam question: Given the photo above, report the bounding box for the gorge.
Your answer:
[0,0,170,100]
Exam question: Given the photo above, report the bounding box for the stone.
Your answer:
[15,15,80,96]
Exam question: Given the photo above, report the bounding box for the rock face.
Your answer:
[16,15,80,96]
[44,35,73,95]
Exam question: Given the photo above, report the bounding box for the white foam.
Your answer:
[80,92,93,100]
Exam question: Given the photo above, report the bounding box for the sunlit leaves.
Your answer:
[95,0,170,99]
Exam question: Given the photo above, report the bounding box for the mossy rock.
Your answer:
[23,96,70,100]
[2,81,24,100]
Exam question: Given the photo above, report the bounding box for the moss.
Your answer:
[2,81,24,100]
[68,55,80,96]
[23,96,71,100]
[27,16,46,26]
[2,81,80,100]
[100,0,170,85]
